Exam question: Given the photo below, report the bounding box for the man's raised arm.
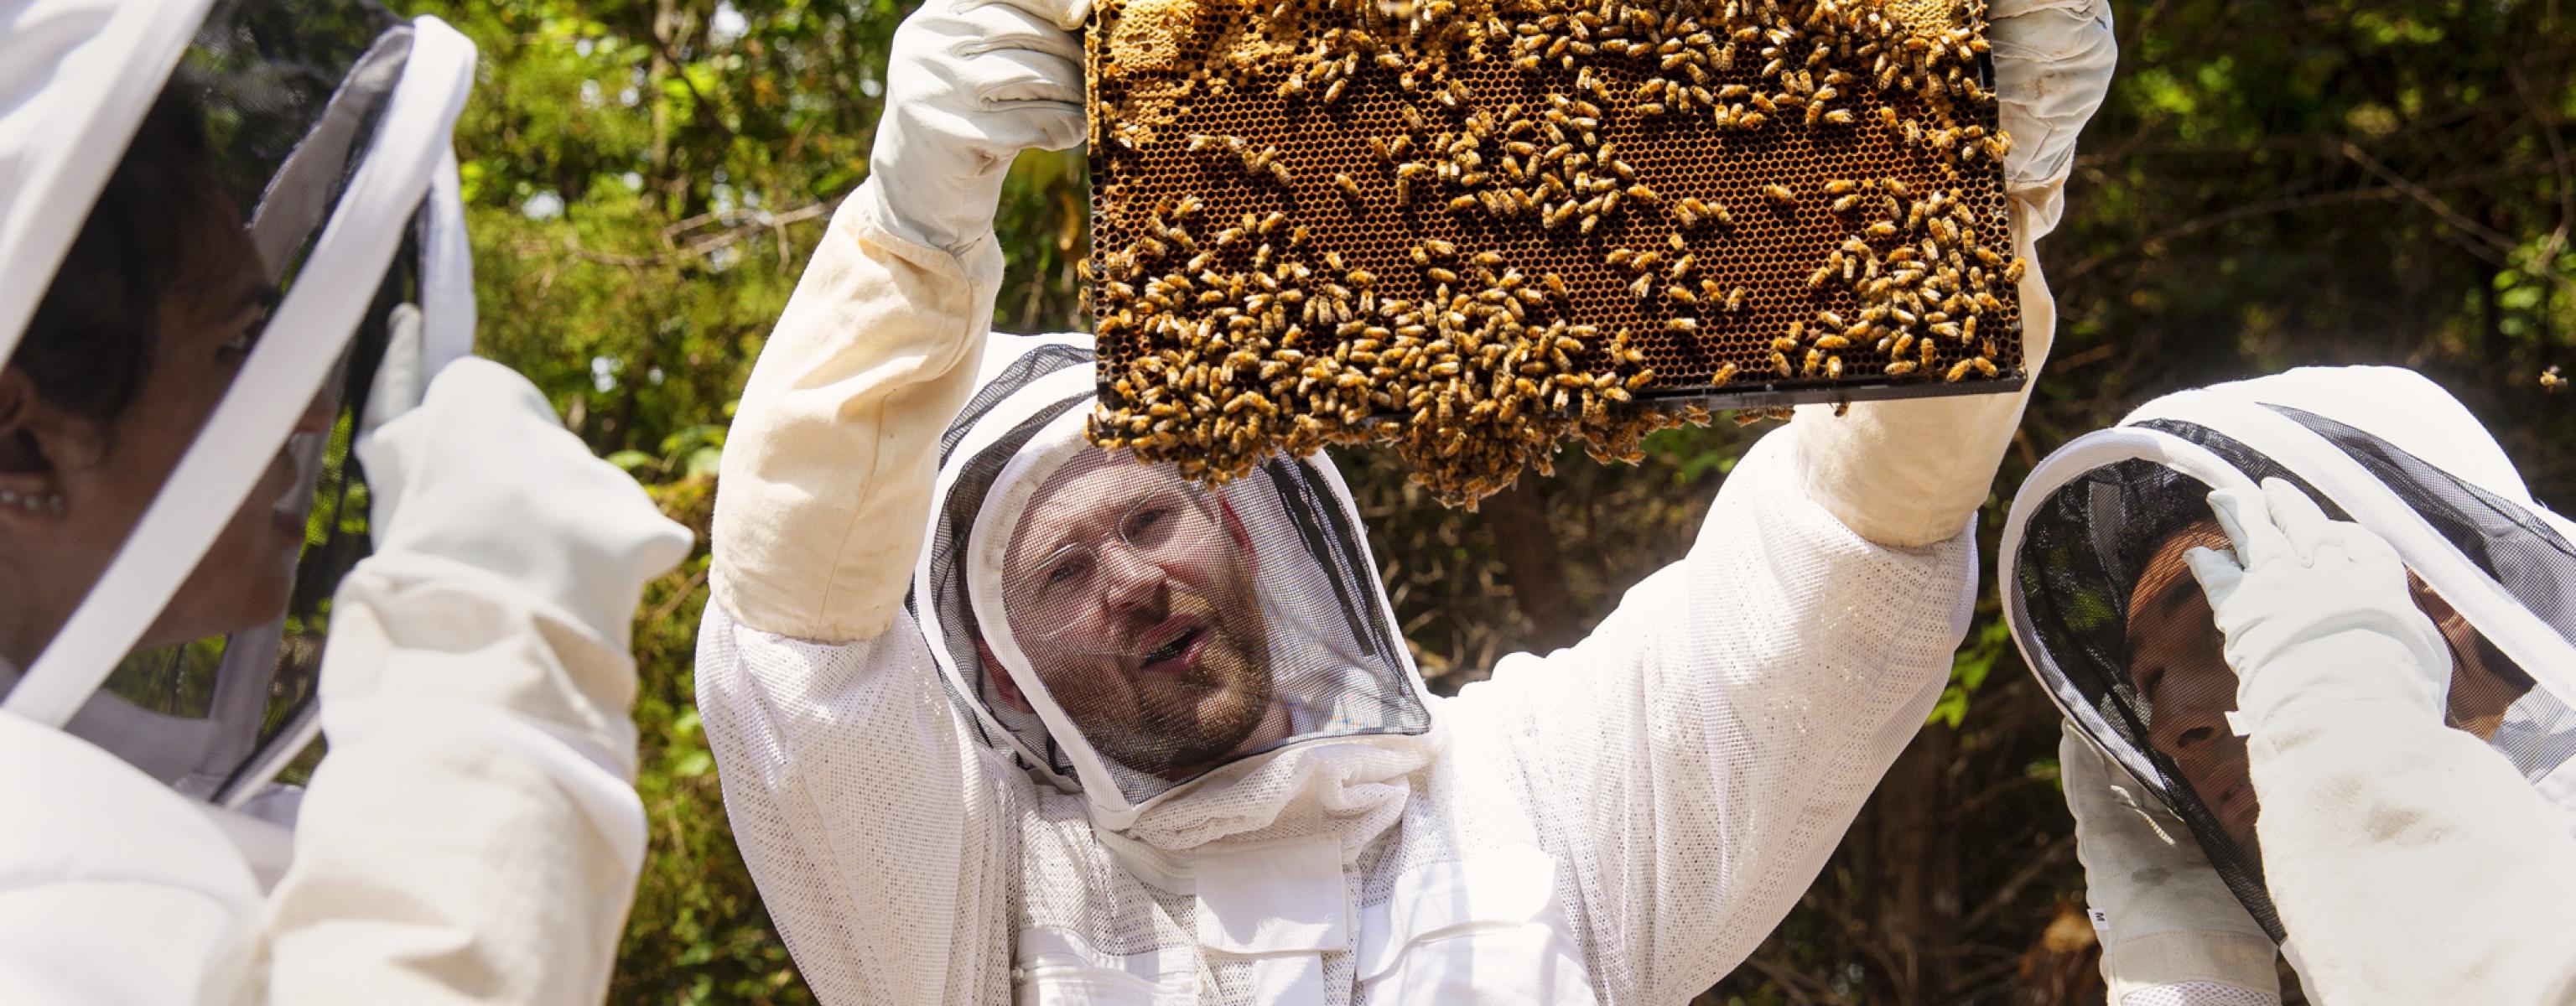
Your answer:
[697,1,1083,1001]
[710,0,1087,644]
[1457,4,2116,999]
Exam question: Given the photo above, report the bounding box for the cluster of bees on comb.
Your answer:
[1083,0,2028,506]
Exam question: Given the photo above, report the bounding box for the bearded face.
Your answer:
[997,458,1275,779]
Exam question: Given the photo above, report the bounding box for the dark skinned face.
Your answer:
[0,194,332,670]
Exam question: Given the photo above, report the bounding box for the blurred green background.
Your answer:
[407,0,2575,1001]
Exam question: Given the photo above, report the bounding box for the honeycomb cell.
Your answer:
[1087,0,2023,506]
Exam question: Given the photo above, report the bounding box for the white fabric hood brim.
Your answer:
[2003,365,2576,786]
[0,0,216,362]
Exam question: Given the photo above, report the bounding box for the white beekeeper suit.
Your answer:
[2003,367,2576,1004]
[0,0,691,1002]
[698,0,2116,1003]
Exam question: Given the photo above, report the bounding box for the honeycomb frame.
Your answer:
[1086,0,2024,502]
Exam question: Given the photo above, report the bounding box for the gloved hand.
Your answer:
[1992,0,2122,201]
[861,0,1089,256]
[2059,724,2282,1004]
[2183,478,2452,734]
[360,303,427,438]
[1786,0,2115,548]
[356,358,693,649]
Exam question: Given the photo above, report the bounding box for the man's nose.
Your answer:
[1099,544,1165,616]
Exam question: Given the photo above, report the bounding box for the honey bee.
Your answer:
[1725,287,1749,312]
[2545,366,2568,392]
[1763,183,1796,206]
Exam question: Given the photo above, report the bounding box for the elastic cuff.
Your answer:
[858,176,1005,264]
[2103,930,2282,1001]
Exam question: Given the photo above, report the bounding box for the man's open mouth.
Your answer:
[1139,620,1207,673]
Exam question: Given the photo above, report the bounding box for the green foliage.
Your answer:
[418,0,2573,999]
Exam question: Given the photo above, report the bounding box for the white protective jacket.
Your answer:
[698,3,2115,1002]
[0,361,688,1006]
[2018,368,2576,1005]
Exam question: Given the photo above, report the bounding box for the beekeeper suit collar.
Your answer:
[0,0,476,870]
[2004,366,2576,936]
[912,332,1438,842]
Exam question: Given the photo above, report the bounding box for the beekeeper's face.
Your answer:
[1001,459,1275,779]
[0,138,324,669]
[2127,526,2262,853]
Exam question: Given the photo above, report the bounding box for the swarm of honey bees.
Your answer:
[1083,0,2027,506]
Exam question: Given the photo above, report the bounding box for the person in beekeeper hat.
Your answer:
[0,1,692,1000]
[2003,366,2576,1005]
[696,0,2116,1000]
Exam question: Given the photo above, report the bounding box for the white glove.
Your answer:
[861,0,1089,256]
[2183,479,2452,734]
[1785,0,2115,548]
[1993,0,2122,200]
[356,358,693,649]
[2059,725,2283,1004]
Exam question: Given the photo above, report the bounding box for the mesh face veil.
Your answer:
[918,334,1431,823]
[0,0,477,811]
[2002,366,2576,939]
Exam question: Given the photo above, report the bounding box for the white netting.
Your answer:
[2122,982,2283,1006]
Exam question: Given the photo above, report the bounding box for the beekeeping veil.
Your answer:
[0,0,476,837]
[914,334,1435,833]
[2002,366,2576,940]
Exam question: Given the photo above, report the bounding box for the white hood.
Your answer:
[0,0,479,816]
[909,332,1441,840]
[2003,364,2576,936]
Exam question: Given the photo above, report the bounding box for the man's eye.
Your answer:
[1127,506,1169,537]
[1046,558,1086,585]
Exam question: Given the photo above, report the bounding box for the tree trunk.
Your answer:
[1871,723,1961,1004]
[1483,475,1583,651]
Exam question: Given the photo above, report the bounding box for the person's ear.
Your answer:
[977,637,1037,714]
[0,368,70,522]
